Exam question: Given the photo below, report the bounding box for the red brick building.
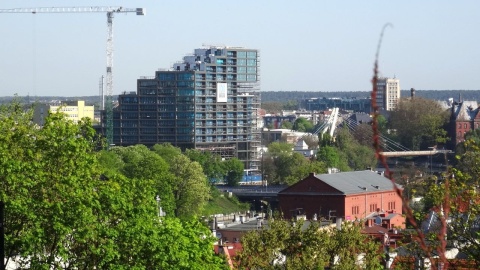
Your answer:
[449,101,480,145]
[278,171,405,229]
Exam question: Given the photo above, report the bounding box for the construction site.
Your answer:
[107,46,262,172]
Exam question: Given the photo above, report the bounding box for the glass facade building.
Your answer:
[108,46,261,170]
[302,97,372,113]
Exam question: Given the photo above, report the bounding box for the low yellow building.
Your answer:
[33,100,94,126]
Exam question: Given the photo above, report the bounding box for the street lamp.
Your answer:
[264,175,268,192]
[261,148,265,188]
[428,146,436,175]
[156,195,164,218]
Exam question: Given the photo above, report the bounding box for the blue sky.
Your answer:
[1,0,479,97]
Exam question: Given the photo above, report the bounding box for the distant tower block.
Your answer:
[376,77,400,111]
[410,88,415,99]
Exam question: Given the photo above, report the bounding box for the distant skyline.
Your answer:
[1,0,480,97]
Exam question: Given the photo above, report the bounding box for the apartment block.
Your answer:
[33,100,94,126]
[376,77,400,111]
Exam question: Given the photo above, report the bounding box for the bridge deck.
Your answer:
[379,150,452,157]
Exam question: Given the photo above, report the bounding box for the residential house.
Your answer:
[449,100,480,146]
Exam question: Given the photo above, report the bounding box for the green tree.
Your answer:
[152,143,182,165]
[268,142,294,156]
[265,142,326,185]
[288,160,327,185]
[0,102,227,269]
[377,114,388,134]
[105,144,176,217]
[96,149,124,174]
[169,155,211,218]
[223,157,244,186]
[185,149,225,183]
[280,120,293,130]
[456,128,480,157]
[352,123,374,147]
[389,97,449,150]
[292,117,314,132]
[236,219,329,269]
[317,145,343,169]
[236,219,382,269]
[328,224,383,269]
[409,139,480,265]
[0,105,100,268]
[335,126,377,171]
[262,102,284,114]
[154,218,227,269]
[283,100,298,110]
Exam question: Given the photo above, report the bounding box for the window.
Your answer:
[158,73,175,81]
[247,51,257,58]
[464,123,468,129]
[369,203,378,212]
[246,59,256,66]
[177,73,193,80]
[139,80,157,87]
[388,201,396,210]
[352,206,360,215]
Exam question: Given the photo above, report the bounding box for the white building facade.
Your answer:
[376,77,400,111]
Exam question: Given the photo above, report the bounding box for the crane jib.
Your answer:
[0,6,145,146]
[0,7,145,15]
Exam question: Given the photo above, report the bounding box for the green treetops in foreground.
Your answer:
[236,218,382,269]
[415,138,480,265]
[0,102,226,269]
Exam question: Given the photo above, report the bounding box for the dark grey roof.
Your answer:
[314,170,400,195]
[453,101,478,121]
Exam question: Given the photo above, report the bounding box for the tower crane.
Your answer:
[0,6,145,146]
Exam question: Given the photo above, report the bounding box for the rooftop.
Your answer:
[316,171,401,195]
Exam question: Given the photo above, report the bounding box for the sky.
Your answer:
[1,0,480,97]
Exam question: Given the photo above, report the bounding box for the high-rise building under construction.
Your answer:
[110,46,261,170]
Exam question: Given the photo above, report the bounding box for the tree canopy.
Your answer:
[236,219,383,269]
[292,117,314,132]
[185,149,225,182]
[389,97,449,150]
[264,142,326,185]
[316,126,377,172]
[223,157,245,186]
[0,102,226,269]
